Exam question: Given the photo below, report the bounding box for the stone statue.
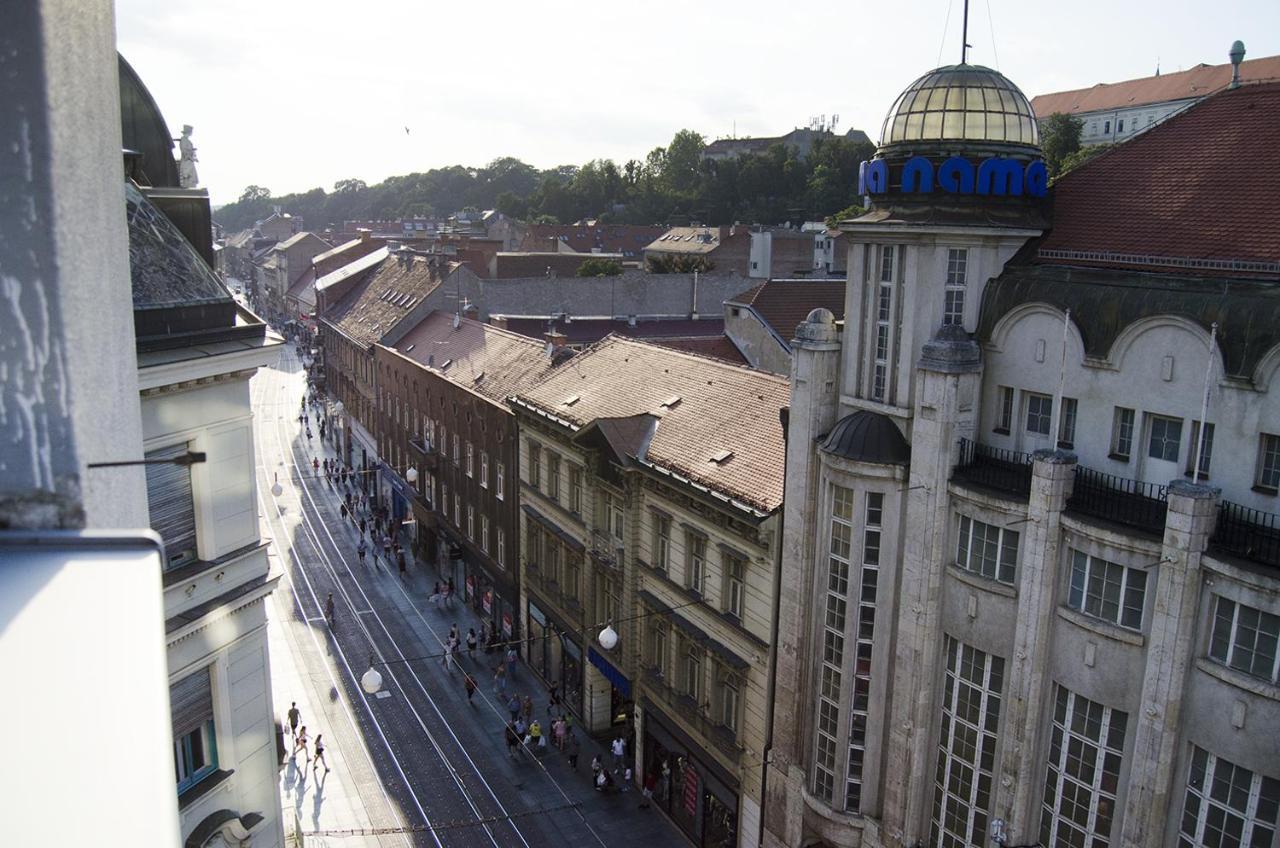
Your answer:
[177,124,199,188]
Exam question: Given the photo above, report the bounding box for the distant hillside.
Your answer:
[213,130,873,232]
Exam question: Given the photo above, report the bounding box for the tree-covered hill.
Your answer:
[213,130,874,232]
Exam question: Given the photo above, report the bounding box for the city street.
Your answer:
[255,347,685,848]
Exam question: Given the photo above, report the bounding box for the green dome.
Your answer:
[879,64,1040,147]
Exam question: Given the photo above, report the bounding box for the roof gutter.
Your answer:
[634,456,771,520]
[507,395,581,432]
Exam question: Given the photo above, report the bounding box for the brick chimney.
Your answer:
[544,330,567,349]
[357,228,372,242]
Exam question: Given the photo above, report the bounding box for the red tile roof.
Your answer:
[323,256,450,346]
[388,312,562,406]
[514,336,789,513]
[728,280,847,346]
[1036,82,1280,277]
[1030,54,1280,117]
[649,334,748,366]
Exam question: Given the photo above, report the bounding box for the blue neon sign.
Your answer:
[859,156,1048,198]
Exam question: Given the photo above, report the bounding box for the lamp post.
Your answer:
[361,656,383,695]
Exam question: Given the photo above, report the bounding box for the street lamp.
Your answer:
[406,467,419,485]
[597,622,619,651]
[361,657,383,695]
[271,473,283,497]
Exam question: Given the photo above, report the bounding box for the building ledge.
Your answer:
[177,768,234,811]
[162,541,269,589]
[1194,657,1280,701]
[1055,604,1146,647]
[945,562,1018,599]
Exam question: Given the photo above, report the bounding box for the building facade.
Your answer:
[763,64,1280,848]
[510,337,788,848]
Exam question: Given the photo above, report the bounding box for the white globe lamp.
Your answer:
[598,623,619,651]
[406,467,419,484]
[361,666,383,695]
[270,473,284,497]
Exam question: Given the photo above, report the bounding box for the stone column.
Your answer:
[1119,479,1218,848]
[996,449,1076,842]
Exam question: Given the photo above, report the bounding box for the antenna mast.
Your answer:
[961,0,971,63]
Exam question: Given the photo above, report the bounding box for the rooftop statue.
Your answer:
[177,124,199,188]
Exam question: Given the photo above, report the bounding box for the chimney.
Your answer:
[357,228,372,242]
[1229,40,1247,88]
[464,303,480,321]
[544,330,567,349]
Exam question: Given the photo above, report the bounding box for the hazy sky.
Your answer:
[115,0,1280,206]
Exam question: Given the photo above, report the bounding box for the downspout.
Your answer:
[758,404,789,847]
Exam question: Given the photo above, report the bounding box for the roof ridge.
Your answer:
[605,334,790,387]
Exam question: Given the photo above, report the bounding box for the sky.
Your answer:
[115,0,1280,207]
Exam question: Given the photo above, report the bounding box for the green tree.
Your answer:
[333,178,367,193]
[663,129,706,196]
[825,203,867,228]
[576,257,623,277]
[1055,142,1115,180]
[1040,113,1084,177]
[239,185,271,202]
[495,190,528,219]
[646,254,715,274]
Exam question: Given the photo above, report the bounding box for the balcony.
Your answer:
[952,439,1033,498]
[408,438,439,470]
[1211,502,1280,568]
[1066,466,1168,535]
[590,529,623,568]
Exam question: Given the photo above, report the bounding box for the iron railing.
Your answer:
[952,439,1034,497]
[1067,466,1168,534]
[1211,501,1280,568]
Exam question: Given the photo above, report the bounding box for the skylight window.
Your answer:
[563,395,580,406]
[660,395,682,409]
[710,449,734,464]
[441,359,453,370]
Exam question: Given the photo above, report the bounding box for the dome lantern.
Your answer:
[879,64,1040,150]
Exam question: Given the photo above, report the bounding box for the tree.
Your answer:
[646,254,715,274]
[825,203,867,228]
[663,129,706,196]
[576,257,623,277]
[333,178,367,193]
[1040,113,1084,177]
[495,190,528,219]
[239,185,271,203]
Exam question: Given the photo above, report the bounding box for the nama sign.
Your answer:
[859,156,1049,198]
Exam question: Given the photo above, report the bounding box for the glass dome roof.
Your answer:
[879,64,1040,147]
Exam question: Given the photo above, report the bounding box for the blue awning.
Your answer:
[588,647,631,698]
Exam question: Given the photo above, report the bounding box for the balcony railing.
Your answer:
[408,438,439,469]
[1067,466,1168,534]
[590,529,623,568]
[952,439,1034,497]
[1211,502,1280,568]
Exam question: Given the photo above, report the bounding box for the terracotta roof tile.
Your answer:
[1030,54,1280,117]
[322,256,449,346]
[515,336,789,513]
[1037,82,1280,276]
[729,280,847,346]
[649,334,747,366]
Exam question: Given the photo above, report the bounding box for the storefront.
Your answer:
[588,647,632,728]
[526,599,584,717]
[642,703,739,848]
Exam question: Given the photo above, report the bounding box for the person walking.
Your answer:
[359,517,367,538]
[529,719,544,753]
[293,726,310,761]
[448,624,458,645]
[324,593,335,627]
[522,695,534,723]
[505,722,521,759]
[339,501,348,521]
[611,736,626,773]
[466,628,477,659]
[553,716,566,751]
[546,682,560,715]
[565,728,580,770]
[313,457,320,474]
[287,702,301,741]
[443,637,455,672]
[493,663,507,696]
[312,734,330,773]
[464,674,477,704]
[591,755,603,788]
[382,533,392,564]
[357,538,367,567]
[506,646,518,681]
[397,547,407,580]
[640,771,656,809]
[507,694,521,723]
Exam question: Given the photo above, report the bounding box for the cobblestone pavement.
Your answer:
[256,348,688,847]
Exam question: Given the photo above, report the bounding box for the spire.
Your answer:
[961,0,972,64]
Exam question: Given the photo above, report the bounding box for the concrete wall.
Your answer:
[724,303,792,376]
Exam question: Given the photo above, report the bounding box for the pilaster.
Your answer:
[998,449,1076,842]
[1119,479,1218,848]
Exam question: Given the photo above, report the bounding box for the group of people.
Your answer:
[286,701,329,774]
[502,682,584,772]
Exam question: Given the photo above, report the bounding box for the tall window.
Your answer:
[1148,415,1182,462]
[653,513,671,571]
[481,515,489,553]
[453,494,461,526]
[171,666,217,793]
[995,386,1014,433]
[145,443,198,570]
[955,515,1019,584]
[681,639,702,700]
[608,496,625,540]
[931,638,1005,848]
[725,553,745,620]
[563,554,580,601]
[480,451,489,489]
[1178,746,1280,848]
[545,538,560,584]
[496,463,505,501]
[648,621,668,678]
[1039,686,1128,848]
[846,491,882,811]
[466,442,474,477]
[452,433,459,463]
[686,532,707,596]
[1257,434,1280,492]
[467,505,474,540]
[569,466,583,514]
[943,248,968,327]
[719,670,741,734]
[1026,393,1053,436]
[1058,397,1078,448]
[1209,596,1279,683]
[813,484,854,803]
[1068,550,1147,631]
[1111,407,1135,460]
[496,527,505,566]
[873,268,893,402]
[441,483,448,517]
[1187,421,1214,480]
[528,442,541,488]
[525,522,541,568]
[547,452,561,500]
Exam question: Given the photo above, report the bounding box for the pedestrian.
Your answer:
[320,421,326,439]
[529,719,545,752]
[479,623,489,651]
[306,427,312,441]
[641,771,656,809]
[507,694,521,723]
[397,548,407,580]
[505,723,520,759]
[382,533,392,563]
[522,695,534,722]
[611,736,626,773]
[357,538,367,567]
[443,637,454,671]
[293,726,310,761]
[324,593,335,627]
[359,517,367,538]
[313,734,330,773]
[448,623,458,644]
[596,770,608,793]
[591,754,603,783]
[287,701,301,740]
[339,502,348,520]
[313,457,320,474]
[565,729,579,770]
[466,628,477,658]
[621,766,632,792]
[553,717,566,750]
[546,682,560,715]
[493,663,507,696]
[506,646,517,681]
[464,674,476,704]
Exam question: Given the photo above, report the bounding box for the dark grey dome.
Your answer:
[820,411,910,465]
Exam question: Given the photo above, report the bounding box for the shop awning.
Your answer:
[588,647,631,698]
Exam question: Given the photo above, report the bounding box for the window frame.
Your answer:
[1186,420,1215,481]
[1025,392,1053,437]
[1110,407,1135,461]
[1067,549,1148,631]
[652,512,672,572]
[569,465,583,514]
[480,451,489,489]
[1178,746,1280,847]
[943,247,968,327]
[686,531,707,596]
[527,441,541,488]
[955,514,1019,585]
[1147,414,1183,463]
[174,719,218,794]
[994,386,1014,434]
[1208,596,1280,683]
[724,552,745,619]
[1257,433,1280,493]
[1039,686,1127,848]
